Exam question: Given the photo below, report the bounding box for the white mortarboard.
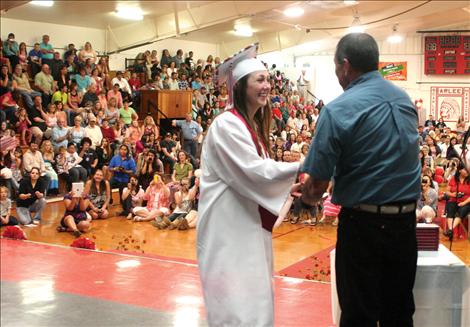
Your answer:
[216,43,267,106]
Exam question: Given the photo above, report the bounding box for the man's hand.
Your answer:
[300,175,329,206]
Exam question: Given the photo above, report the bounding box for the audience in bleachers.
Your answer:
[1,33,468,239]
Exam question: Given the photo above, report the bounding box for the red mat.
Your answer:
[278,245,335,282]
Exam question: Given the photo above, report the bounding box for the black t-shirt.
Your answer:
[95,147,111,168]
[80,148,97,171]
[17,177,46,208]
[80,91,98,107]
[27,106,47,131]
[160,139,176,157]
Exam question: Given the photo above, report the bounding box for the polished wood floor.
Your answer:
[4,192,470,271]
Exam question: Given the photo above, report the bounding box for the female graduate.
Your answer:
[197,44,301,326]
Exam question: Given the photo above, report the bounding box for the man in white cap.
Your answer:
[197,44,301,326]
[84,114,103,149]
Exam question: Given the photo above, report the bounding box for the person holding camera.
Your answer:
[443,162,470,240]
[109,144,136,208]
[416,175,438,223]
[136,149,162,190]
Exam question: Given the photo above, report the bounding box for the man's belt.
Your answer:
[353,202,416,215]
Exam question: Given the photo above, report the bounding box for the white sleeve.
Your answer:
[203,114,299,215]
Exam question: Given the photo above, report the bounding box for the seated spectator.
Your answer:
[446,137,460,160]
[111,71,131,100]
[128,72,141,102]
[63,43,77,62]
[107,83,123,109]
[74,67,91,94]
[67,82,83,125]
[168,72,179,90]
[50,52,64,81]
[132,174,170,222]
[65,143,88,189]
[100,119,115,143]
[41,103,58,135]
[28,42,43,77]
[142,115,159,140]
[109,144,136,206]
[56,65,70,91]
[0,186,18,226]
[119,99,138,126]
[158,177,198,229]
[178,73,190,90]
[69,115,85,146]
[41,140,59,195]
[416,175,438,223]
[137,149,162,190]
[84,114,102,149]
[79,42,97,65]
[97,89,107,110]
[172,150,193,183]
[2,33,19,70]
[12,64,41,109]
[96,57,110,88]
[51,117,69,151]
[57,191,91,237]
[95,137,112,180]
[122,175,145,220]
[444,162,470,240]
[104,96,119,125]
[90,68,103,95]
[125,119,143,153]
[40,34,54,65]
[16,167,46,226]
[22,142,51,190]
[34,64,55,106]
[6,147,23,194]
[80,84,99,107]
[274,148,284,162]
[0,90,18,124]
[65,54,77,75]
[84,169,110,220]
[78,137,98,175]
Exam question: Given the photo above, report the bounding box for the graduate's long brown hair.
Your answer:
[233,73,272,157]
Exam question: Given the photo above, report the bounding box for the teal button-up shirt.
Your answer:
[303,71,421,207]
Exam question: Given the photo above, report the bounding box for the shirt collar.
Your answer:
[345,70,381,91]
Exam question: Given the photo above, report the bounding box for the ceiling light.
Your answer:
[347,15,365,33]
[234,25,253,37]
[387,24,403,43]
[284,7,304,18]
[115,7,144,21]
[30,1,54,6]
[344,0,358,5]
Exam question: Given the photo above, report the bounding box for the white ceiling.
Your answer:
[2,1,470,56]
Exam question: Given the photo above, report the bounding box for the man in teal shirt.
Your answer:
[301,33,420,327]
[40,34,54,64]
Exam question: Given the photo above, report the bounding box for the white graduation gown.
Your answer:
[197,111,300,327]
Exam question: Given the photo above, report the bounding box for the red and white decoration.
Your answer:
[430,86,469,122]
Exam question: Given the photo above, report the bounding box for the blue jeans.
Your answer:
[16,198,47,224]
[18,89,41,110]
[183,139,197,159]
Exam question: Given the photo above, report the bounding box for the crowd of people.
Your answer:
[0,33,468,239]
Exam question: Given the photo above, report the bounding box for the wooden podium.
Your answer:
[139,89,192,122]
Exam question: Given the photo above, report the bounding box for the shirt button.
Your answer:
[381,225,385,229]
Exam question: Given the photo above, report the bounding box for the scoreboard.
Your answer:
[424,35,470,75]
